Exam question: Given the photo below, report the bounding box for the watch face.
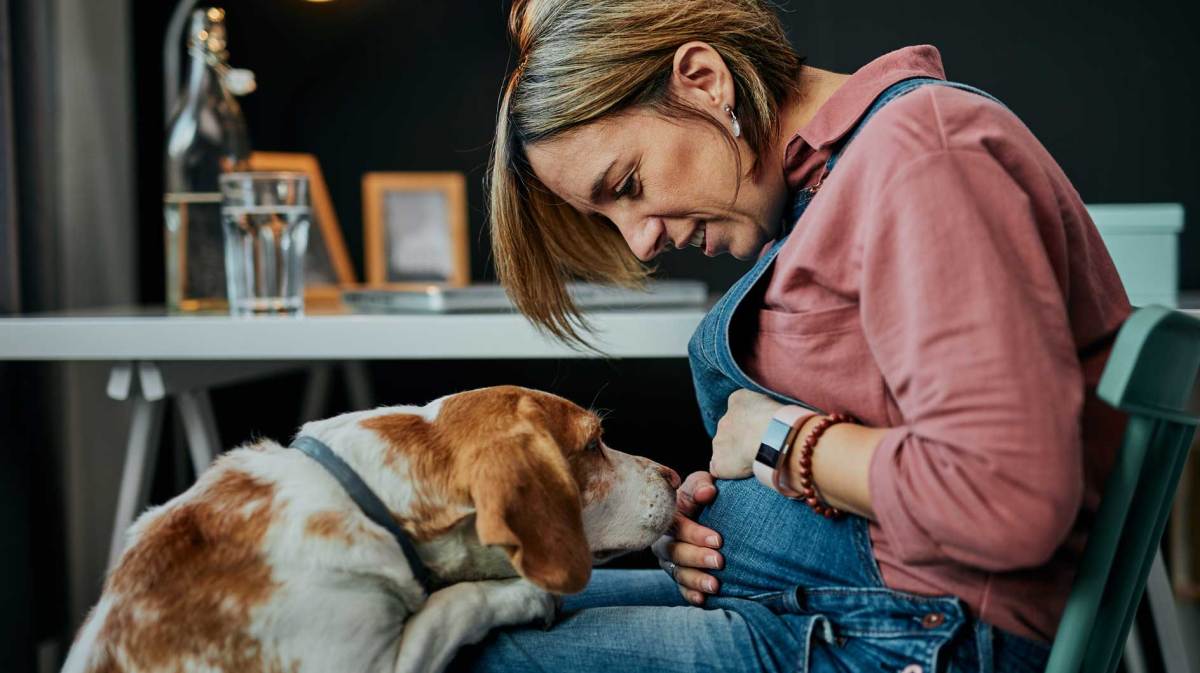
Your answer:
[756,443,781,468]
[755,417,793,468]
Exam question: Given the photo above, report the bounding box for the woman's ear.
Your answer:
[670,41,734,112]
[469,422,591,594]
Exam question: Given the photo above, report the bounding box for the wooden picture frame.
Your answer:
[249,152,357,305]
[362,172,469,287]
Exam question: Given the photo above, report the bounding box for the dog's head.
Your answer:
[313,385,679,594]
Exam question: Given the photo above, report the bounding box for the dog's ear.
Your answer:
[469,400,590,594]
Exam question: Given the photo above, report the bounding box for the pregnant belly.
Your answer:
[696,478,878,596]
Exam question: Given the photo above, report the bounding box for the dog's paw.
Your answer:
[485,578,558,630]
[538,591,561,630]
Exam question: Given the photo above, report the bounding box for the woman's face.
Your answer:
[525,107,789,262]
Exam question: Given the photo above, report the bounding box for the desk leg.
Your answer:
[301,362,372,420]
[301,363,334,422]
[107,397,164,571]
[176,389,220,476]
[343,361,373,410]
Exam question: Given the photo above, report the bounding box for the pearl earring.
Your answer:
[724,104,741,138]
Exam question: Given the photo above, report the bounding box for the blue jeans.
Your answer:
[452,479,1049,672]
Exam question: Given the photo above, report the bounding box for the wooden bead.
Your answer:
[791,412,854,520]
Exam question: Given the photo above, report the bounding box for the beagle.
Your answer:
[63,385,680,673]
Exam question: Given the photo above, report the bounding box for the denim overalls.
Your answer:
[687,77,1050,672]
[460,78,1052,673]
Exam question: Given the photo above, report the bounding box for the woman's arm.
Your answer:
[856,148,1085,571]
[710,390,886,520]
[785,415,886,519]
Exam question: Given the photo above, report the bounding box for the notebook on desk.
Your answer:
[342,280,708,314]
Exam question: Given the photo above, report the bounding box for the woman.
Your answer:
[460,0,1131,671]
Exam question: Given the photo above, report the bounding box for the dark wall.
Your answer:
[133,0,1200,299]
[129,0,1200,474]
[127,0,1200,530]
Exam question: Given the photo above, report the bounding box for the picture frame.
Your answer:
[248,152,357,305]
[362,172,469,287]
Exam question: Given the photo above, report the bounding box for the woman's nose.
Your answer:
[615,215,667,262]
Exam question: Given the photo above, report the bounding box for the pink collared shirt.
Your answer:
[740,45,1131,642]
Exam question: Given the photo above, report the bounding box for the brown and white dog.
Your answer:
[63,385,679,673]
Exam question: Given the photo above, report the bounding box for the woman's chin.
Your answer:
[720,235,776,261]
[727,247,761,261]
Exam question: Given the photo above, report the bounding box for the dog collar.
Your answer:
[290,434,432,590]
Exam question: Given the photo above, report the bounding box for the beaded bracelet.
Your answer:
[788,413,854,518]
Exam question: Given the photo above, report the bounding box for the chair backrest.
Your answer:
[1045,305,1200,673]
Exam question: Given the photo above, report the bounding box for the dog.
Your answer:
[63,385,680,673]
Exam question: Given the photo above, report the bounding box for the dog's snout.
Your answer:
[657,465,681,489]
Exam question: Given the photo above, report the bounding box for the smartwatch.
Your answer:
[753,406,813,493]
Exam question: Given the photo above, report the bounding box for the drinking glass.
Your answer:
[219,172,311,316]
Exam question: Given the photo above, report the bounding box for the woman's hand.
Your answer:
[710,389,784,479]
[651,471,724,606]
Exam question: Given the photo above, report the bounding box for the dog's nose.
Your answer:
[658,465,682,489]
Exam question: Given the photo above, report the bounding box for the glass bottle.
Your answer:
[163,7,251,312]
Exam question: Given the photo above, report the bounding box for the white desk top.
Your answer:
[7,304,1191,362]
[0,307,705,360]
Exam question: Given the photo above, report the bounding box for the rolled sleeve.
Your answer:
[862,149,1085,572]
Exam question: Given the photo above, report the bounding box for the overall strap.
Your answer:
[827,77,1001,173]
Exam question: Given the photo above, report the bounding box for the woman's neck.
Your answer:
[755,65,850,231]
[775,65,851,153]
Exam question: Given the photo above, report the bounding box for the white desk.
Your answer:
[0,306,705,567]
[0,306,705,359]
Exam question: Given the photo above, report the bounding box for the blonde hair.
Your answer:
[489,0,803,344]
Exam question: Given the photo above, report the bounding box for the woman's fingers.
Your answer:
[666,540,724,571]
[653,539,720,606]
[674,566,720,604]
[651,533,720,567]
[670,511,723,550]
[651,536,723,599]
[676,471,718,517]
[655,470,724,606]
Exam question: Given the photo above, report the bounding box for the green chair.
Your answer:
[1046,305,1199,673]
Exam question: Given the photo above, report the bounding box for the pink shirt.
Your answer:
[740,45,1131,642]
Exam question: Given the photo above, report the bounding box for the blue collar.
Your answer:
[290,434,432,590]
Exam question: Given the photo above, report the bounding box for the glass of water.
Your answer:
[219,172,311,316]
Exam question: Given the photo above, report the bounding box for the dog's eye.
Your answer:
[585,437,601,452]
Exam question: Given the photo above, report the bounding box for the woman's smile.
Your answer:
[659,220,707,257]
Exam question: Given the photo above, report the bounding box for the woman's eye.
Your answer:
[614,174,637,198]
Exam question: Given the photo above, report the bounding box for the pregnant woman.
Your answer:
[457,0,1131,671]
